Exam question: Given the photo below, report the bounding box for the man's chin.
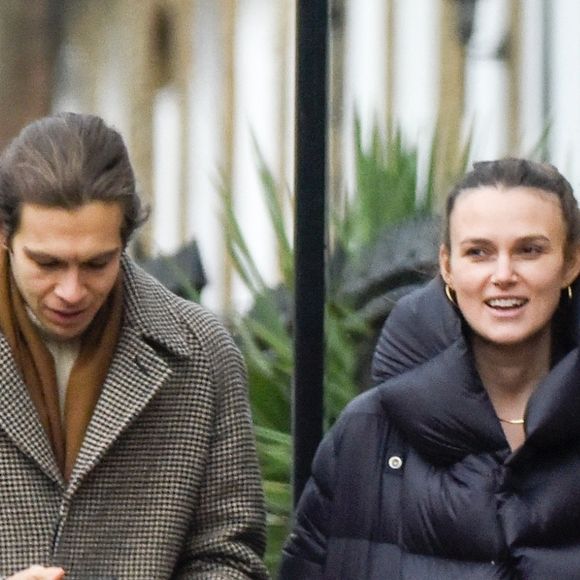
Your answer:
[41,319,88,342]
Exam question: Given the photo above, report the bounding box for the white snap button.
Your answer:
[388,455,403,469]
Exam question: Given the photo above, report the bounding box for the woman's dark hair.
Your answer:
[443,158,580,259]
[0,112,149,245]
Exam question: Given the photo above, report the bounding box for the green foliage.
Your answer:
[343,122,420,250]
[220,121,456,575]
[335,121,440,262]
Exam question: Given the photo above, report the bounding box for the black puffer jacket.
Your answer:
[279,277,580,579]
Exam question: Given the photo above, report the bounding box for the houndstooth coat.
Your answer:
[0,256,269,579]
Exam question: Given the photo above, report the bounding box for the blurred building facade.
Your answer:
[1,0,580,314]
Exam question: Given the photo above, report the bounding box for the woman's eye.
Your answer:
[519,244,544,257]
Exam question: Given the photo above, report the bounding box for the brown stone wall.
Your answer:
[0,0,62,150]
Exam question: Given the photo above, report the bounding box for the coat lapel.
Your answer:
[0,337,63,485]
[0,257,192,494]
[66,327,172,494]
[65,258,192,494]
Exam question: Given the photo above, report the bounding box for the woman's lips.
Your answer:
[485,297,529,309]
[484,296,529,318]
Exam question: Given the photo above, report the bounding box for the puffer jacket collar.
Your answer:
[378,276,580,465]
[378,336,506,464]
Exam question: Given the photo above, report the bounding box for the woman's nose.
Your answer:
[491,255,517,286]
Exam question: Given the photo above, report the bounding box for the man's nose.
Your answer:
[54,269,87,303]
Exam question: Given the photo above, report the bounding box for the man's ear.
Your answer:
[439,244,452,286]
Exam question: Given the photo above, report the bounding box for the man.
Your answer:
[0,113,269,579]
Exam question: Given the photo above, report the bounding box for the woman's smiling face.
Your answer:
[439,185,580,348]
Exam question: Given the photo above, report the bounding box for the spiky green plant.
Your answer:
[219,119,469,575]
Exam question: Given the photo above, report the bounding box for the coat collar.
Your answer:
[120,255,195,358]
[0,256,198,489]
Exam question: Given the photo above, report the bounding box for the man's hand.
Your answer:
[7,565,65,579]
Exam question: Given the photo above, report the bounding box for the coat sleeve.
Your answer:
[278,425,338,579]
[173,314,270,580]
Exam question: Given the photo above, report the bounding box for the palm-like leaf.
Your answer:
[220,117,468,574]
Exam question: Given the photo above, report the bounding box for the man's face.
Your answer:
[6,202,123,341]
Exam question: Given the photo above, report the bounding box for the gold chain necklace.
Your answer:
[498,417,525,425]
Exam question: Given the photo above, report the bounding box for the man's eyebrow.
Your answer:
[23,248,121,262]
[82,249,122,262]
[23,248,61,262]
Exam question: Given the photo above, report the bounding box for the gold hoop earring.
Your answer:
[567,285,573,300]
[445,284,457,306]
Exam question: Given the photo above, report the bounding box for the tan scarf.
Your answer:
[0,249,123,480]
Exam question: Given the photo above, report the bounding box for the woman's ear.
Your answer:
[439,244,452,286]
[564,244,580,288]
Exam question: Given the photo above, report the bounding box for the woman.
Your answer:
[279,158,580,579]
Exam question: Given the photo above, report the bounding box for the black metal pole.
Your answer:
[293,0,328,506]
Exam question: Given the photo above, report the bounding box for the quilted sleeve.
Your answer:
[278,428,338,579]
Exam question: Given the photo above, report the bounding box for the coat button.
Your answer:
[388,455,403,469]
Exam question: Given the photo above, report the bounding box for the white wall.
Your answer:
[343,0,439,197]
[153,87,182,255]
[549,0,580,186]
[230,0,285,312]
[518,0,546,157]
[187,1,227,312]
[464,0,510,160]
[55,0,580,316]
